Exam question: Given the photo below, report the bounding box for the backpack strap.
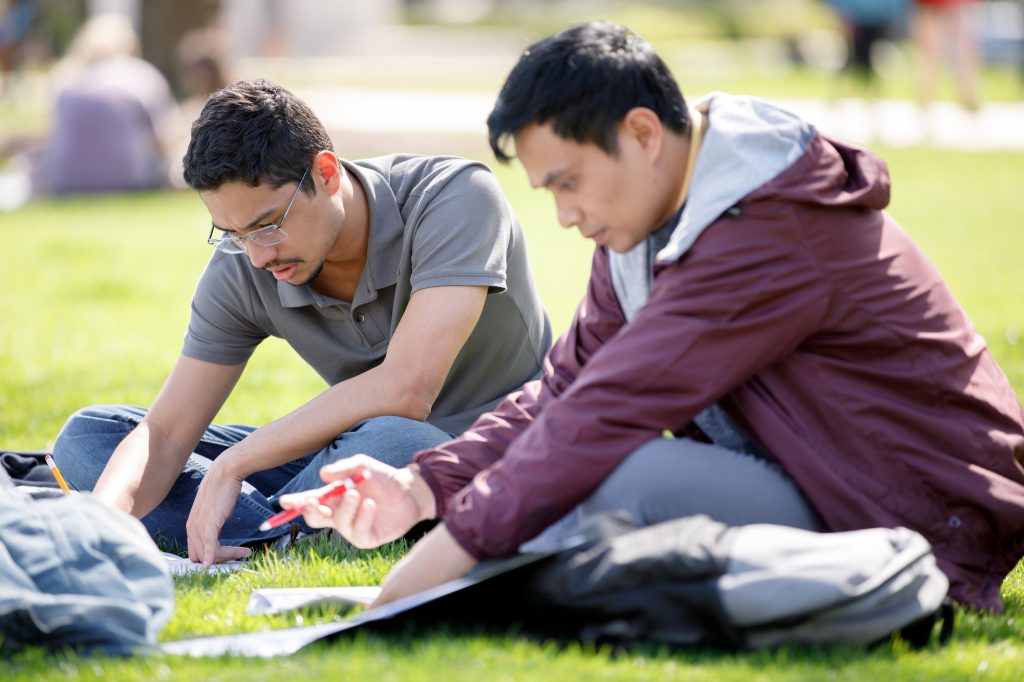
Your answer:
[896,598,956,649]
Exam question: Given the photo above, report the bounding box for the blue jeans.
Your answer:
[51,405,454,548]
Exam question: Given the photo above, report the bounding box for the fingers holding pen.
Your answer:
[349,496,379,547]
[333,489,381,547]
[319,453,388,485]
[278,481,338,513]
[277,483,368,543]
[292,487,358,530]
[284,485,381,549]
[276,454,427,549]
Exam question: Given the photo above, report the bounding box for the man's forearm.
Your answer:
[215,365,432,481]
[92,422,191,518]
[223,284,487,484]
[374,523,477,606]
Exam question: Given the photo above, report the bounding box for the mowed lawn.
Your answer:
[1,146,1022,680]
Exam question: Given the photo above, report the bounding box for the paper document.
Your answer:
[162,551,248,576]
[163,578,480,657]
[13,484,66,499]
[163,551,561,658]
[247,586,381,615]
[162,621,352,658]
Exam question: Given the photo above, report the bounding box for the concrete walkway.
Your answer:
[299,86,1024,158]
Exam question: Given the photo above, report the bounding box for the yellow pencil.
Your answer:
[44,454,72,494]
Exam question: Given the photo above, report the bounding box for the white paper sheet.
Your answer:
[246,586,382,615]
[161,578,479,657]
[162,551,558,658]
[162,551,248,576]
[162,621,354,658]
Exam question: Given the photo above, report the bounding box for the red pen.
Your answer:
[259,470,367,532]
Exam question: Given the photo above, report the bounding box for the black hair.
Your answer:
[182,78,333,194]
[487,21,690,163]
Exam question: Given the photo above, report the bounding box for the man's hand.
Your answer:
[278,454,436,549]
[186,459,252,565]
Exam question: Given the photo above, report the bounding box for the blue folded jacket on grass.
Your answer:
[0,468,174,656]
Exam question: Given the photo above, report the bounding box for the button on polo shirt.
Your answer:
[183,154,552,435]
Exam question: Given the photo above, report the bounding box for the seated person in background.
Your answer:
[51,78,552,565]
[45,13,177,194]
[284,21,1024,612]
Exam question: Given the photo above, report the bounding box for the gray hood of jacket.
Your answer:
[610,92,815,321]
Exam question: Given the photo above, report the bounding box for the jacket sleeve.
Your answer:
[411,247,627,515]
[441,211,833,560]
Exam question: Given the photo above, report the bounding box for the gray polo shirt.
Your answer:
[183,154,552,434]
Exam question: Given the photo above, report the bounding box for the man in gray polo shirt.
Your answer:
[51,79,552,565]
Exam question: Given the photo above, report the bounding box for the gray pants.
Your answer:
[520,437,822,552]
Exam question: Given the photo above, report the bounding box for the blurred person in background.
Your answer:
[826,0,909,96]
[0,0,33,209]
[0,0,35,98]
[167,25,230,189]
[42,13,177,194]
[913,0,982,111]
[174,25,229,119]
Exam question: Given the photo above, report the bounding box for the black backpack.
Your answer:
[0,449,56,488]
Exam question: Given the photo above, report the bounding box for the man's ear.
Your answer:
[313,150,342,194]
[621,107,663,160]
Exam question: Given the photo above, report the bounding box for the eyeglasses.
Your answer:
[207,165,310,254]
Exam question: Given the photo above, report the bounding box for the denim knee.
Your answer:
[56,405,147,439]
[350,415,434,433]
[349,416,453,466]
[268,416,454,500]
[51,404,147,490]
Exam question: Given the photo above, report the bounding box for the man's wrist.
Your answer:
[209,445,249,481]
[399,466,437,521]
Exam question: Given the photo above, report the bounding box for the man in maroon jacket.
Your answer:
[282,22,1024,611]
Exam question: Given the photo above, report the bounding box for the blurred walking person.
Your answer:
[913,0,982,111]
[826,0,909,96]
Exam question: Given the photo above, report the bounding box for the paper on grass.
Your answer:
[162,551,248,576]
[162,574,484,657]
[246,586,382,615]
[162,621,354,658]
[162,551,558,658]
[163,586,381,658]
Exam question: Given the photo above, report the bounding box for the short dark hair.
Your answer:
[487,22,690,163]
[182,79,333,194]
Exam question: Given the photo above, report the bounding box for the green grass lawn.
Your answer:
[1,146,1023,679]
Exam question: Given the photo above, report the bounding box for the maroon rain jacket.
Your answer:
[412,117,1024,611]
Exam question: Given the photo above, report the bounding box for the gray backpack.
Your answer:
[516,512,953,649]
